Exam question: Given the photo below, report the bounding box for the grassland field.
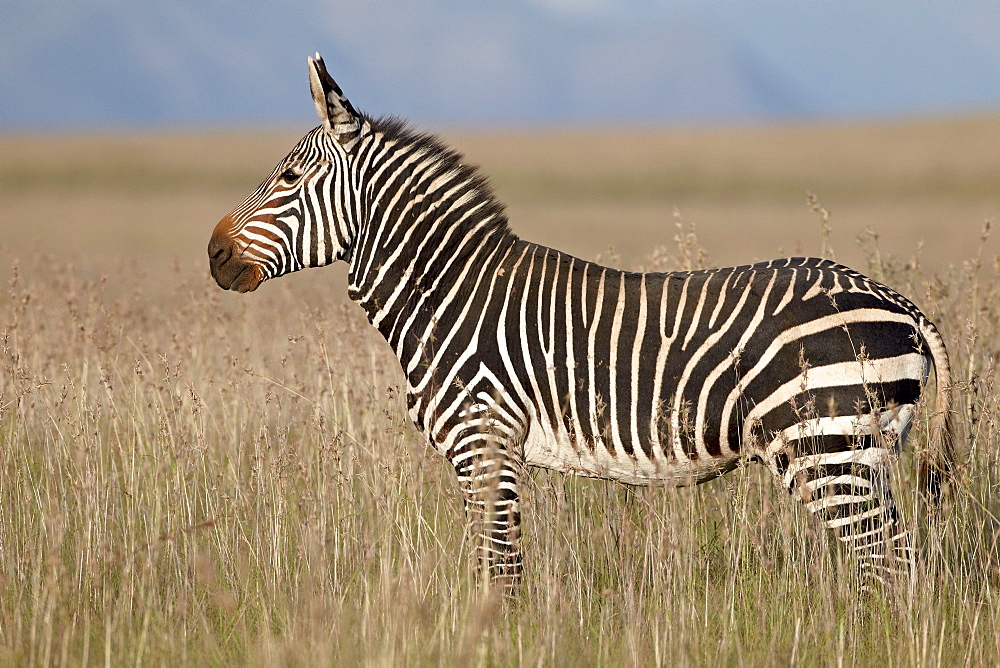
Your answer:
[0,116,998,665]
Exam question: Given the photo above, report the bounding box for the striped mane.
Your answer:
[365,114,514,240]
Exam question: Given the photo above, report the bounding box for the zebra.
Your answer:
[208,54,953,592]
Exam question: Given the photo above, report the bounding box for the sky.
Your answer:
[1,1,999,130]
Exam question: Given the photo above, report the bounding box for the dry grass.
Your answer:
[1,118,999,665]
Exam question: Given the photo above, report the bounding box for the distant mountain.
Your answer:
[2,0,999,129]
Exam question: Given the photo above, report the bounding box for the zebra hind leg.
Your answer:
[769,406,917,594]
[450,437,523,590]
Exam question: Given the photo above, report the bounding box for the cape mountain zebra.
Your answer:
[208,54,953,591]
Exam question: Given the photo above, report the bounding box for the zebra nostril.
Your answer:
[208,235,233,264]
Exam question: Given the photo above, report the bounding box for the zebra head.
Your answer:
[208,54,367,292]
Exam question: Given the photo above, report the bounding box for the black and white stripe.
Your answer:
[209,54,953,591]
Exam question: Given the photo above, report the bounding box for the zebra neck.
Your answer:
[346,191,518,361]
[342,121,518,371]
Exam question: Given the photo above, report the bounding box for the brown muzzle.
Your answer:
[208,216,265,293]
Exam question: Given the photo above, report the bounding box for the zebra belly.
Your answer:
[521,419,740,486]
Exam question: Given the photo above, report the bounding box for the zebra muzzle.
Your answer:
[208,231,264,293]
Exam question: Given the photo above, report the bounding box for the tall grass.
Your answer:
[2,212,997,665]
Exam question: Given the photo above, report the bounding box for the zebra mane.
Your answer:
[365,114,515,239]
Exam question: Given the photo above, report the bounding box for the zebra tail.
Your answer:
[917,319,955,507]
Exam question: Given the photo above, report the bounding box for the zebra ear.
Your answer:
[308,53,362,150]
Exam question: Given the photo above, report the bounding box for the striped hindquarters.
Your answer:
[442,254,939,487]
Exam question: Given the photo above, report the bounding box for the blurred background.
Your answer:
[5,1,1000,128]
[4,6,1000,662]
[1,0,998,285]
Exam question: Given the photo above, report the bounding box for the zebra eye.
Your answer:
[280,168,300,183]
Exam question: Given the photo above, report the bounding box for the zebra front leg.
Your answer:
[768,427,915,593]
[450,437,523,588]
